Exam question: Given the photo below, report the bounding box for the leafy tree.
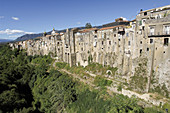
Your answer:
[0,45,34,112]
[31,69,77,113]
[85,23,92,29]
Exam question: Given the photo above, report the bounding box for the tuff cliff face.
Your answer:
[9,5,170,96]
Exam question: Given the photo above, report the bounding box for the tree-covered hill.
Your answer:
[0,45,167,113]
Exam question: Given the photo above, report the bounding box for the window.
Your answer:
[114,34,116,37]
[164,25,170,35]
[126,33,129,37]
[102,41,104,45]
[95,30,97,33]
[139,21,142,25]
[127,50,130,54]
[128,41,130,46]
[142,26,145,30]
[150,39,153,43]
[164,38,169,46]
[140,49,142,54]
[156,14,161,19]
[139,29,142,35]
[93,42,97,47]
[118,39,121,41]
[66,44,68,48]
[109,41,111,45]
[140,41,142,44]
[58,42,60,45]
[102,33,104,38]
[147,48,149,51]
[104,33,106,39]
[144,12,147,16]
[150,26,155,35]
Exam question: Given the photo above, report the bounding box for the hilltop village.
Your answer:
[10,5,170,94]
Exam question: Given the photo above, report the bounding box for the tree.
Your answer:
[85,23,92,29]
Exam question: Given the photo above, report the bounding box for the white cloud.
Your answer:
[0,29,34,35]
[77,22,81,25]
[12,17,19,20]
[0,16,4,19]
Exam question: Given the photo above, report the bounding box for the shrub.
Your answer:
[117,84,122,91]
[144,107,164,113]
[55,62,67,69]
[162,103,170,112]
[94,76,112,87]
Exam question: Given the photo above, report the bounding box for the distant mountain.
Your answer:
[15,33,44,42]
[0,39,13,43]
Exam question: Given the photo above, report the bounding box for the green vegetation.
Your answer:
[0,45,76,112]
[0,46,35,112]
[0,45,167,113]
[94,76,112,87]
[85,63,118,76]
[150,71,169,98]
[67,90,143,113]
[55,62,67,69]
[31,69,77,113]
[117,83,123,91]
[56,62,90,79]
[150,84,169,98]
[162,103,170,112]
[129,58,148,92]
[144,107,164,113]
[85,23,92,29]
[55,62,118,77]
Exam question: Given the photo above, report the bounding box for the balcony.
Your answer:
[148,33,170,38]
[118,28,125,35]
[145,15,170,24]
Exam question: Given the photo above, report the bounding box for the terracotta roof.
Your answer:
[79,28,98,33]
[58,34,63,36]
[131,19,136,22]
[35,37,43,39]
[99,25,125,31]
[46,35,51,37]
[72,28,78,30]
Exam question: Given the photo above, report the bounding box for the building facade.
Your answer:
[9,5,170,94]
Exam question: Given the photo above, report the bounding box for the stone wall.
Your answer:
[9,5,170,95]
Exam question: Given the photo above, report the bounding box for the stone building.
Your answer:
[9,5,170,93]
[134,5,170,92]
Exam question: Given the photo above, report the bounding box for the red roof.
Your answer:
[99,25,125,31]
[46,35,51,37]
[79,28,98,33]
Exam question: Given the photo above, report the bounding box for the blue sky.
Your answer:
[0,0,169,40]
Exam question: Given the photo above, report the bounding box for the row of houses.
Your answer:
[10,5,170,93]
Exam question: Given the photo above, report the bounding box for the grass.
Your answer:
[94,76,112,87]
[85,63,118,76]
[55,62,67,69]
